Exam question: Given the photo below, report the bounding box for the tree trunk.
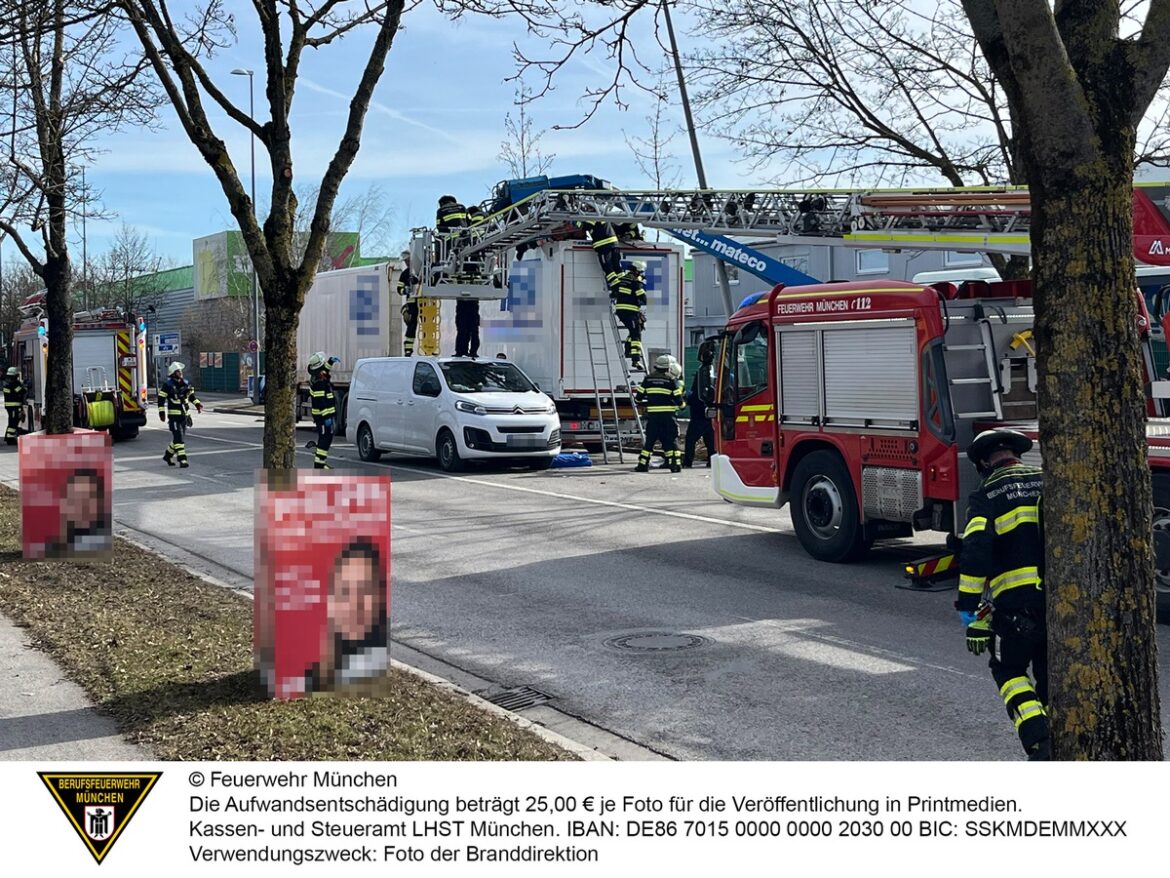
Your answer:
[42,252,74,434]
[1032,172,1164,760]
[262,295,300,470]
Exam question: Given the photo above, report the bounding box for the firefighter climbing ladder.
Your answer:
[581,318,645,462]
[411,185,1048,291]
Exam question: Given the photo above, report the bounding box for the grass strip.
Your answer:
[0,485,572,761]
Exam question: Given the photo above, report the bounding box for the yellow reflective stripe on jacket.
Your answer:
[958,573,985,596]
[592,235,618,249]
[989,566,1042,597]
[994,505,1039,535]
[962,515,988,538]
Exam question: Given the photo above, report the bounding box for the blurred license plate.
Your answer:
[505,435,543,448]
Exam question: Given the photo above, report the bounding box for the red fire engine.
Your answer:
[12,296,149,441]
[702,277,1170,614]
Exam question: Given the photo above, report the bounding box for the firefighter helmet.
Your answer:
[438,194,458,206]
[654,354,673,371]
[967,429,1032,465]
[168,362,185,376]
[6,366,17,377]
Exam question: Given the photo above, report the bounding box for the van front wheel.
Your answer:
[437,429,464,472]
[356,423,382,462]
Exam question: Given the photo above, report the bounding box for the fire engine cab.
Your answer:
[703,278,1170,611]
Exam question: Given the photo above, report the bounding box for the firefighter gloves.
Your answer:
[966,617,994,656]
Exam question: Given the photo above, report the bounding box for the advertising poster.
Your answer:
[19,430,114,560]
[254,472,392,700]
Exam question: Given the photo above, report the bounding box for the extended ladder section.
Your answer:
[581,319,646,462]
[410,185,1037,292]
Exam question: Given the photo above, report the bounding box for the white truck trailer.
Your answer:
[433,240,685,446]
[294,262,402,433]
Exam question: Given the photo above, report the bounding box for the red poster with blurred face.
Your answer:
[19,431,114,560]
[255,472,392,700]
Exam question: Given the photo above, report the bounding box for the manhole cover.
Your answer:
[604,632,711,653]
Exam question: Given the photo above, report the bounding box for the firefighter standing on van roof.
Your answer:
[4,366,27,446]
[957,428,1050,761]
[308,352,338,469]
[159,362,202,468]
[613,260,648,371]
[397,252,419,356]
[634,355,685,473]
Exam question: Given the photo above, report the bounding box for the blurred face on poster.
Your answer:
[306,539,389,694]
[50,469,111,557]
[329,547,383,642]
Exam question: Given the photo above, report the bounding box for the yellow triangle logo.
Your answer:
[38,772,162,864]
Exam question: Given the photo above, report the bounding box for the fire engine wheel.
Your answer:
[437,428,464,473]
[356,423,382,462]
[791,450,868,563]
[1151,473,1170,623]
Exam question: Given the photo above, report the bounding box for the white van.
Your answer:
[346,356,561,471]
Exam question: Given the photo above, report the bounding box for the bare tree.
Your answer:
[89,222,169,317]
[0,0,158,432]
[283,182,398,267]
[0,254,41,360]
[624,78,681,242]
[116,0,411,468]
[498,83,555,177]
[960,1,1170,760]
[625,72,681,181]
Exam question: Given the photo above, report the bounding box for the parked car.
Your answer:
[345,356,561,471]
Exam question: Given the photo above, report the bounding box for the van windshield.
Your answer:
[440,361,537,393]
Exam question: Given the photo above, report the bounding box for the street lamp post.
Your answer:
[231,67,261,404]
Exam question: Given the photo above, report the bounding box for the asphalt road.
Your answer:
[4,409,1168,761]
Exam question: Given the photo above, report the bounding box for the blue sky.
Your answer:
[6,2,750,270]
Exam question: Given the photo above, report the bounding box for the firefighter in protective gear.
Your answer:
[397,252,419,356]
[634,354,685,473]
[455,299,481,358]
[682,341,716,468]
[159,362,202,467]
[575,219,624,291]
[4,366,27,446]
[435,195,469,234]
[957,428,1049,761]
[434,195,469,281]
[612,260,648,370]
[308,352,338,469]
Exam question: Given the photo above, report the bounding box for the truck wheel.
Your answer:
[1152,473,1170,624]
[437,428,464,472]
[111,426,139,442]
[356,423,382,462]
[790,449,868,563]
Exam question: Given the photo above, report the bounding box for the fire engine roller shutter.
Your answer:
[821,322,918,427]
[776,329,820,424]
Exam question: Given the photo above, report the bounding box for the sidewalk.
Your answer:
[197,391,266,417]
[0,615,148,760]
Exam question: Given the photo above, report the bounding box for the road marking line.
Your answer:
[384,463,790,535]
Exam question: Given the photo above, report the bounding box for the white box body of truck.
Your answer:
[295,262,402,429]
[433,241,684,440]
